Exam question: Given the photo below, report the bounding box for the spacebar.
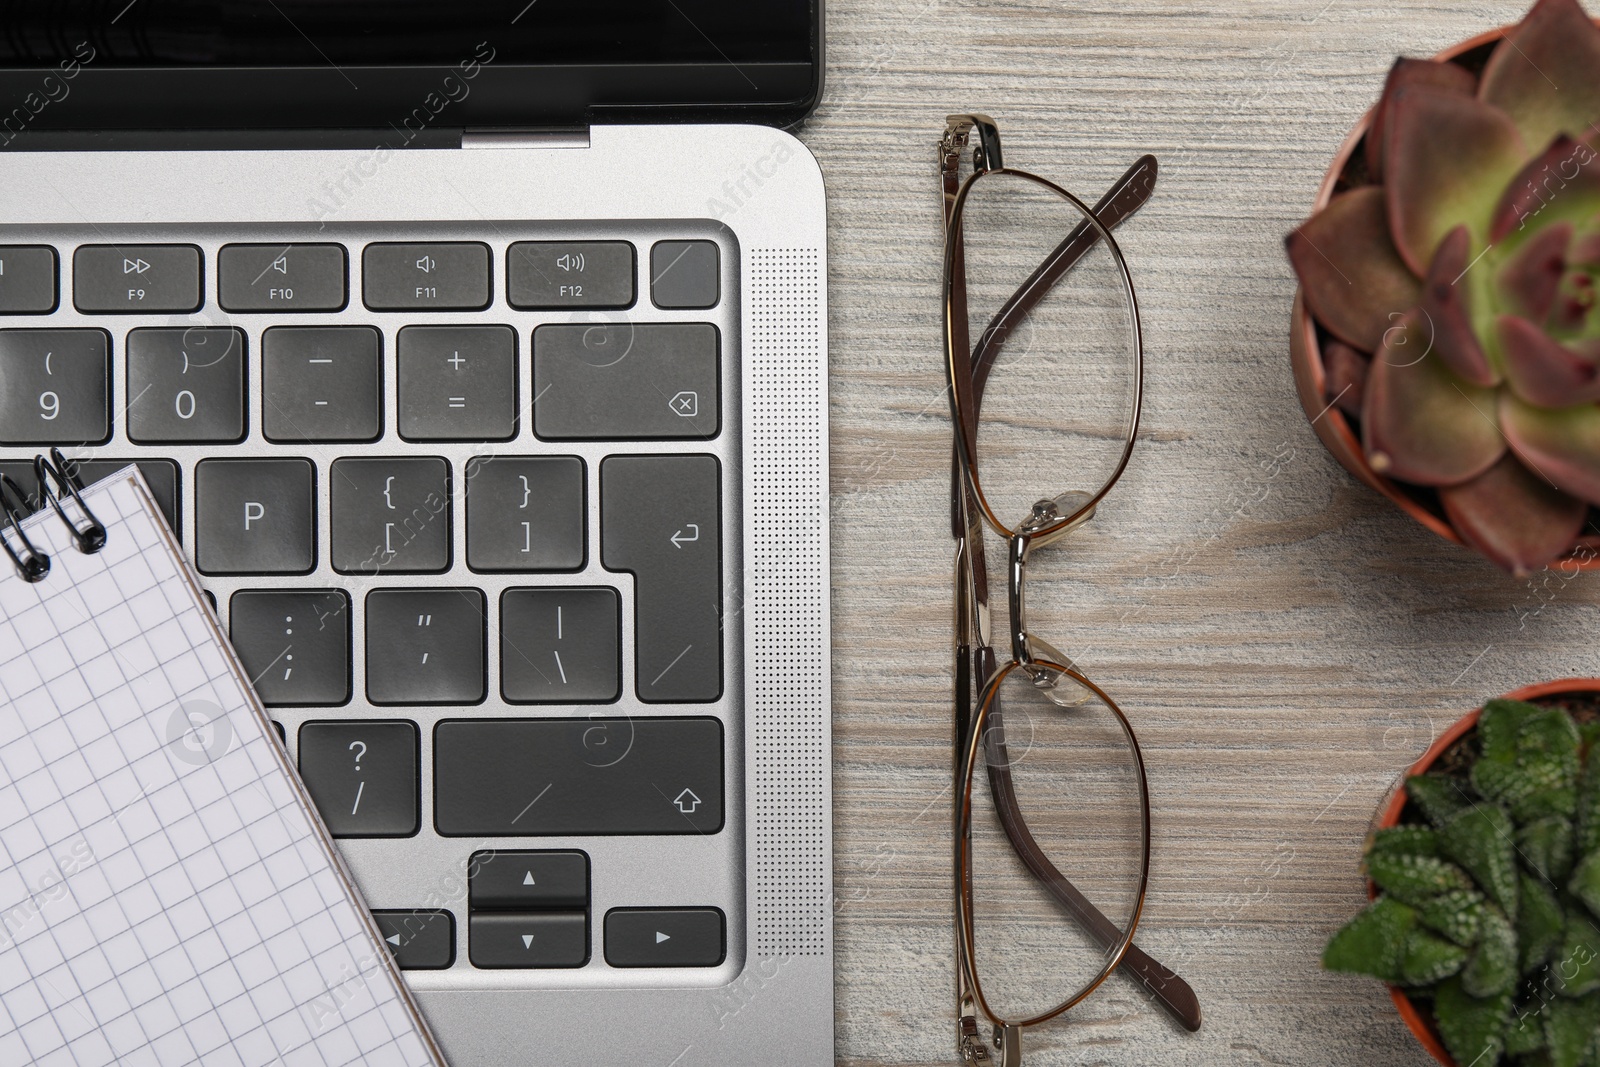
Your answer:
[433,718,724,836]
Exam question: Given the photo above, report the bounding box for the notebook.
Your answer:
[0,462,446,1067]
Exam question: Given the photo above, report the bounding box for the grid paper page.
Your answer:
[0,467,445,1067]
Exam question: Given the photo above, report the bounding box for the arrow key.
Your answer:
[370,909,455,970]
[605,907,725,968]
[470,912,587,969]
[468,849,588,909]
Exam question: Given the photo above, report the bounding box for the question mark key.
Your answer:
[296,721,418,837]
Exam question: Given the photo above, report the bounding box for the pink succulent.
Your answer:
[1288,0,1600,575]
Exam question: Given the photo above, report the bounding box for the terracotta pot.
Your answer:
[1370,678,1600,1065]
[1287,24,1600,571]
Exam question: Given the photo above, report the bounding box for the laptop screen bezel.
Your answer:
[0,6,823,143]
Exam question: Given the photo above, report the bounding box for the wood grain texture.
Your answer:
[801,2,1589,1063]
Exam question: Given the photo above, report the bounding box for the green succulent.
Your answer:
[1287,0,1600,575]
[1325,700,1600,1065]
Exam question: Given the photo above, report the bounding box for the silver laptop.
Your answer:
[0,4,831,1064]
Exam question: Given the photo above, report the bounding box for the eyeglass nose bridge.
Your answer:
[1007,533,1033,667]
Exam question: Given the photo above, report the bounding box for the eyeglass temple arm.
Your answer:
[973,666,1202,1032]
[970,153,1157,400]
[942,119,986,540]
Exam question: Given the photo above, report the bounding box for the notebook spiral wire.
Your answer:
[0,448,108,583]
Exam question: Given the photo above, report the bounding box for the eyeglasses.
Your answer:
[940,114,1201,1064]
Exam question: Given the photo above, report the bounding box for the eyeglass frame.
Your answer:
[939,113,1199,1063]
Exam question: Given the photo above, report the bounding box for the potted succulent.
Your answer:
[1286,0,1600,576]
[1325,680,1600,1065]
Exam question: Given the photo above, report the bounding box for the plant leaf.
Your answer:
[1578,746,1600,855]
[1372,824,1442,858]
[1545,992,1600,1067]
[1367,851,1476,905]
[1499,313,1600,407]
[1521,873,1567,974]
[1570,851,1600,920]
[1521,815,1578,881]
[1322,339,1369,418]
[1480,0,1600,157]
[1482,699,1545,761]
[1509,707,1583,821]
[1463,905,1519,996]
[1495,218,1575,321]
[1500,392,1600,505]
[1434,974,1513,1067]
[1324,896,1416,981]
[1422,887,1488,947]
[1409,774,1477,828]
[1554,911,1600,996]
[1506,1008,1547,1056]
[1421,225,1499,386]
[1367,56,1478,180]
[1401,927,1472,986]
[1288,186,1423,353]
[1490,135,1600,243]
[1440,454,1588,577]
[1362,309,1506,485]
[1386,86,1529,274]
[1441,803,1520,920]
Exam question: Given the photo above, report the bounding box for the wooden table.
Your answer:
[803,2,1566,1063]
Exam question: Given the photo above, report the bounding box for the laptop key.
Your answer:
[74,244,202,313]
[0,329,110,445]
[507,241,634,309]
[500,588,619,703]
[229,590,351,707]
[397,325,516,441]
[464,456,584,572]
[0,458,179,535]
[533,323,719,440]
[605,907,725,968]
[194,458,316,575]
[469,850,588,909]
[218,243,347,312]
[126,327,246,443]
[365,588,485,705]
[601,455,722,702]
[434,717,723,836]
[298,720,419,837]
[469,912,587,969]
[330,457,451,574]
[650,241,720,310]
[262,326,382,442]
[0,247,58,313]
[371,910,455,970]
[363,242,490,311]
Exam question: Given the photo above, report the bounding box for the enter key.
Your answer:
[601,455,722,702]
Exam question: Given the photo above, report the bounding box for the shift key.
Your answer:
[601,455,721,702]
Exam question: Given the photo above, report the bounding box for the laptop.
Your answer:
[0,4,831,1064]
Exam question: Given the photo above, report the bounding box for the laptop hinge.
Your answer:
[462,128,590,150]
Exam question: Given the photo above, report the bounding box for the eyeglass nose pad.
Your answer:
[1023,636,1094,707]
[1018,489,1096,545]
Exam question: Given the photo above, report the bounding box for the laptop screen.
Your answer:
[0,0,821,139]
[0,1,812,66]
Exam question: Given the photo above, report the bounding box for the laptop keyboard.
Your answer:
[0,224,737,981]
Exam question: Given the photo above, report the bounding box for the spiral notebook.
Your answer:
[0,462,447,1067]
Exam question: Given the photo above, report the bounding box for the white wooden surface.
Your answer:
[802,2,1586,1063]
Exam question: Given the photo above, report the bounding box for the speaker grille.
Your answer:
[748,248,829,957]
